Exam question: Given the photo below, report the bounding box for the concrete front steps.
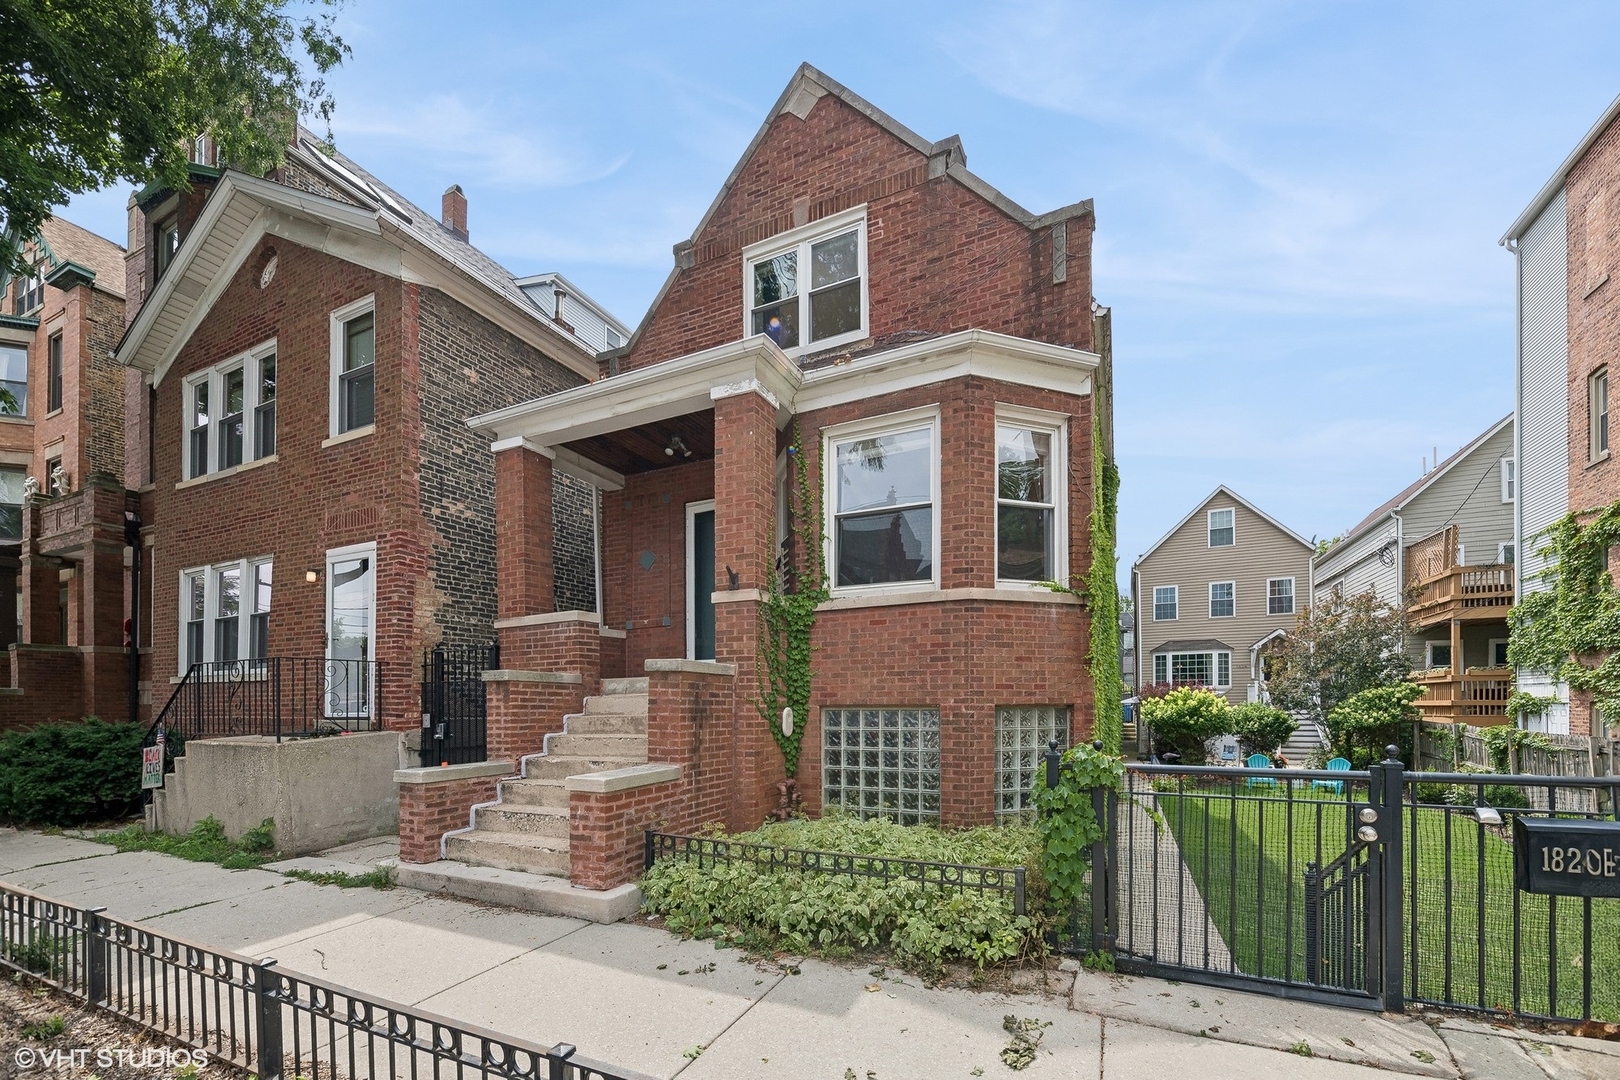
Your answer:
[442,678,648,878]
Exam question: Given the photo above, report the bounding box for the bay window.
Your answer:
[1153,650,1232,688]
[183,342,276,481]
[996,410,1066,583]
[826,409,937,590]
[0,344,26,416]
[744,208,866,354]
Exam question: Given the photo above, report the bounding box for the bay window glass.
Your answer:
[0,467,23,540]
[339,311,375,432]
[831,421,934,587]
[1158,650,1233,688]
[997,424,1056,581]
[0,344,26,415]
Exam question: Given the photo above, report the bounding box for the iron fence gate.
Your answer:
[420,642,496,767]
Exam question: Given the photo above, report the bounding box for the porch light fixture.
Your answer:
[1473,806,1504,826]
[665,435,692,459]
[305,567,322,584]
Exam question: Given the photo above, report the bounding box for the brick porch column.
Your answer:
[711,388,782,829]
[19,501,60,645]
[494,441,555,620]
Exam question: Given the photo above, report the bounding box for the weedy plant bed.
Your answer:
[640,815,1044,973]
[96,816,277,869]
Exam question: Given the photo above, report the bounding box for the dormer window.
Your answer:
[12,270,42,316]
[743,207,867,354]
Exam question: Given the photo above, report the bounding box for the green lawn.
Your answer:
[1152,785,1620,1022]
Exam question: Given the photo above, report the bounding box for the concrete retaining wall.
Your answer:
[147,732,401,855]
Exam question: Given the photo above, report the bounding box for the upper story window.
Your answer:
[1153,585,1178,621]
[1591,368,1610,462]
[330,296,375,436]
[1209,581,1235,618]
[1267,577,1296,616]
[996,410,1067,584]
[153,216,180,283]
[0,344,26,416]
[1208,507,1235,547]
[183,342,276,481]
[1500,457,1516,502]
[46,333,62,413]
[743,207,867,355]
[825,407,937,592]
[12,269,43,316]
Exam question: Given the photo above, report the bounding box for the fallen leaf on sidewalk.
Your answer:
[1411,1050,1435,1064]
[865,983,881,992]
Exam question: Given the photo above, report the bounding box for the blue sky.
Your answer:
[62,1,1620,587]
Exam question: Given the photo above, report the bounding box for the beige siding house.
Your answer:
[1131,487,1314,706]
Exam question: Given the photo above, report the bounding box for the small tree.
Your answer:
[1139,687,1230,764]
[1265,589,1410,730]
[1227,702,1297,759]
[1325,683,1422,767]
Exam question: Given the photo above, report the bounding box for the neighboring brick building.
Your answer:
[115,132,609,779]
[413,65,1115,888]
[0,216,132,728]
[1503,95,1620,736]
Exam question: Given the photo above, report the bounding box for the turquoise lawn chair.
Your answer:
[1312,757,1351,794]
[1245,753,1276,788]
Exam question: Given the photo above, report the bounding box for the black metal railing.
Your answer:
[149,657,390,745]
[0,879,650,1080]
[421,642,496,767]
[644,830,1026,915]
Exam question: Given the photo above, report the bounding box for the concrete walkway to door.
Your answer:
[2,828,1615,1079]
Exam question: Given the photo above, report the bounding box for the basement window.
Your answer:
[995,706,1070,823]
[822,708,940,825]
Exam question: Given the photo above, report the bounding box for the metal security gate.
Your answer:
[1085,752,1403,1011]
[420,642,496,767]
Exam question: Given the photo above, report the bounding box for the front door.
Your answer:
[686,501,715,661]
[325,543,375,719]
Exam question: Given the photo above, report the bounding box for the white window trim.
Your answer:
[1500,457,1516,503]
[176,556,272,675]
[822,404,941,599]
[1208,507,1236,548]
[1160,650,1232,689]
[685,499,715,661]
[1488,638,1510,669]
[329,294,376,439]
[181,340,276,482]
[1152,584,1179,622]
[1498,542,1515,564]
[1425,640,1453,669]
[1208,580,1236,618]
[1267,577,1296,616]
[325,541,377,660]
[994,404,1069,589]
[741,205,869,357]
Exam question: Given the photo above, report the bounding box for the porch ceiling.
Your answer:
[562,410,715,475]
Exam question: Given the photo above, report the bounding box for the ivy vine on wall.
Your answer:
[1085,414,1123,754]
[1507,499,1620,722]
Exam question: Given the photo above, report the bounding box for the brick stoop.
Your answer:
[443,678,649,875]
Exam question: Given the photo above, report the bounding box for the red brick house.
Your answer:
[113,134,609,840]
[403,65,1114,894]
[0,216,132,728]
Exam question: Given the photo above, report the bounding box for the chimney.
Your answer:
[442,185,468,241]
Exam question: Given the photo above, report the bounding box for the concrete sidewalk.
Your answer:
[2,829,1615,1079]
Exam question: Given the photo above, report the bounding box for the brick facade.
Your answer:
[398,771,504,863]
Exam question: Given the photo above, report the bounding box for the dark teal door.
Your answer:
[691,508,715,660]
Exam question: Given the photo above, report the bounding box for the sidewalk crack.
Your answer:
[666,961,793,1078]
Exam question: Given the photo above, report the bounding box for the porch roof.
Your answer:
[468,328,1100,488]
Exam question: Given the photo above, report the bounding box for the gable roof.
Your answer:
[1329,414,1513,550]
[38,217,125,298]
[615,62,1096,359]
[1134,485,1312,568]
[1503,94,1620,244]
[117,135,597,382]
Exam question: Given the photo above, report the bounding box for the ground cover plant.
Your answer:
[0,718,145,826]
[98,816,276,870]
[640,815,1042,972]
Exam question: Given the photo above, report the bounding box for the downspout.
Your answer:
[1508,234,1527,731]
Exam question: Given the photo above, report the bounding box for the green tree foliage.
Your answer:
[0,0,349,272]
[0,718,145,825]
[1227,702,1297,758]
[1138,686,1229,763]
[1265,589,1410,729]
[1324,683,1422,766]
[1508,501,1620,727]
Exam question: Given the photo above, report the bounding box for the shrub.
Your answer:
[1227,702,1297,758]
[1324,683,1422,767]
[640,815,1040,973]
[1139,687,1230,763]
[0,718,145,826]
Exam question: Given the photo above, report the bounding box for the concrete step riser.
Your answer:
[564,713,647,735]
[547,734,648,759]
[475,807,569,838]
[583,695,649,716]
[521,756,643,779]
[499,781,570,808]
[602,677,649,695]
[445,834,569,876]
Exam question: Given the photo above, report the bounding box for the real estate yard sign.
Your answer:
[141,728,165,791]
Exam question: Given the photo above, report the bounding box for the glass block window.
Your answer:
[822,708,940,824]
[995,706,1070,822]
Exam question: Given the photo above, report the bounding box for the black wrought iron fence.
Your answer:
[421,642,496,767]
[0,879,650,1080]
[644,830,1026,915]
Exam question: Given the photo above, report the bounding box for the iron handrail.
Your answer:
[1128,763,1373,780]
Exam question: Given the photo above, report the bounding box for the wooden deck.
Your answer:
[1410,667,1513,726]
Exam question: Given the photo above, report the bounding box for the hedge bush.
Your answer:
[640,815,1042,972]
[1227,702,1298,758]
[1139,687,1229,762]
[0,718,146,825]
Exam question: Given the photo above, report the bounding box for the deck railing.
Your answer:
[1411,667,1513,724]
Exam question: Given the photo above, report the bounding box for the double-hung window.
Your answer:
[46,334,63,413]
[0,467,24,540]
[826,409,937,591]
[1153,585,1178,621]
[1501,457,1516,502]
[996,410,1066,584]
[153,217,180,283]
[0,344,26,416]
[1208,508,1235,547]
[179,557,272,672]
[1267,577,1296,616]
[182,342,275,480]
[1592,368,1610,461]
[331,296,376,436]
[1209,581,1235,618]
[743,208,866,354]
[12,271,42,316]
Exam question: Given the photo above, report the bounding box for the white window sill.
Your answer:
[0,415,31,426]
[176,454,277,490]
[817,587,1084,612]
[323,424,375,449]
